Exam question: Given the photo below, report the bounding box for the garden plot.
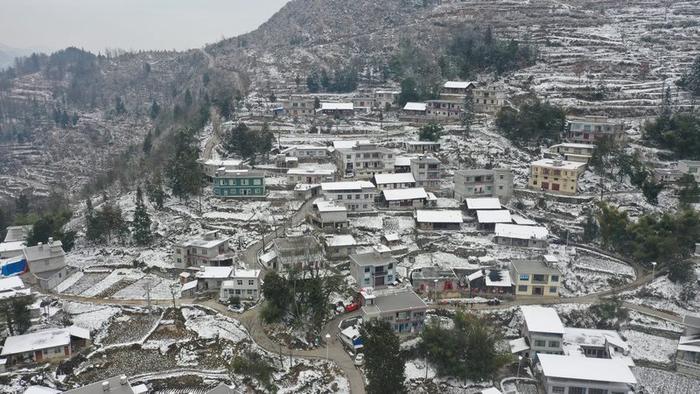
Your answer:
[620,329,677,366]
[550,246,636,297]
[632,366,700,394]
[99,311,162,346]
[181,307,249,343]
[62,301,121,332]
[79,268,146,298]
[112,274,178,300]
[626,310,684,335]
[61,272,110,295]
[622,275,700,315]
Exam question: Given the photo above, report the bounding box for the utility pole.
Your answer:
[145,280,152,312]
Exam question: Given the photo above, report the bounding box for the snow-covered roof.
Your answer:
[196,266,232,279]
[494,224,549,240]
[531,159,587,171]
[443,81,476,89]
[181,281,198,292]
[508,337,530,354]
[538,354,637,384]
[521,306,564,335]
[564,327,629,352]
[203,159,243,167]
[23,241,65,262]
[321,102,353,111]
[374,173,416,185]
[68,325,91,340]
[1,328,71,356]
[415,210,463,224]
[314,199,347,212]
[63,375,134,394]
[476,210,512,224]
[549,142,596,150]
[465,198,501,210]
[403,102,427,111]
[287,168,335,176]
[467,270,484,282]
[281,144,328,152]
[382,187,428,201]
[484,270,512,287]
[678,336,700,353]
[231,269,261,279]
[405,140,439,146]
[0,276,25,292]
[511,215,537,226]
[480,388,503,394]
[327,235,357,247]
[371,290,428,313]
[0,241,25,253]
[3,225,31,243]
[332,140,370,150]
[394,156,416,167]
[321,181,375,191]
[383,233,400,242]
[23,386,61,394]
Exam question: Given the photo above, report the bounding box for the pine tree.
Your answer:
[167,129,203,201]
[146,172,166,210]
[361,320,406,394]
[132,186,152,245]
[143,130,153,154]
[184,89,193,108]
[462,91,475,136]
[149,99,160,119]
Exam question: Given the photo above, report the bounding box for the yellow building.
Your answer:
[510,258,563,298]
[528,159,586,195]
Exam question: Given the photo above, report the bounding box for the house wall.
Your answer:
[378,308,427,334]
[351,262,395,288]
[544,377,631,394]
[410,158,441,189]
[679,161,700,183]
[214,175,266,198]
[512,272,561,297]
[524,330,563,356]
[220,277,260,301]
[454,169,513,203]
[495,236,548,249]
[321,190,376,212]
[287,173,335,185]
[566,119,626,144]
[198,278,226,292]
[336,147,395,179]
[27,253,65,275]
[327,245,356,260]
[528,164,584,195]
[676,349,700,378]
[174,242,228,268]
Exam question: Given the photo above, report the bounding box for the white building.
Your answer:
[286,168,336,186]
[23,239,67,290]
[334,142,396,179]
[415,210,464,231]
[174,231,232,269]
[538,354,637,394]
[372,173,416,190]
[410,156,441,189]
[494,223,549,249]
[454,168,514,203]
[308,198,349,232]
[324,234,357,260]
[404,141,440,154]
[195,266,233,292]
[321,181,377,212]
[465,197,502,212]
[679,160,700,183]
[380,188,432,209]
[520,306,565,359]
[281,145,329,160]
[200,159,245,182]
[219,269,262,302]
[676,315,700,378]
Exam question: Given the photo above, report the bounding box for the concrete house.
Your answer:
[321,181,377,212]
[563,327,631,361]
[281,95,316,117]
[308,198,349,232]
[271,235,324,272]
[528,159,587,196]
[510,258,562,298]
[374,89,399,109]
[195,266,233,292]
[174,231,232,269]
[415,210,464,231]
[63,375,138,394]
[403,141,440,154]
[372,173,416,190]
[23,239,67,290]
[426,100,463,120]
[495,223,549,249]
[1,326,90,366]
[360,288,428,334]
[380,188,433,209]
[676,314,700,378]
[401,102,427,119]
[324,234,357,260]
[350,251,398,289]
[411,266,459,297]
[0,225,31,259]
[219,269,262,302]
[476,210,513,231]
[467,269,514,296]
[281,145,330,160]
[410,156,442,189]
[520,306,565,359]
[320,102,354,117]
[334,142,395,179]
[566,116,626,144]
[545,143,596,164]
[679,160,700,183]
[464,197,502,213]
[472,84,507,114]
[213,169,267,198]
[286,168,336,186]
[538,354,637,394]
[200,159,244,182]
[454,168,514,203]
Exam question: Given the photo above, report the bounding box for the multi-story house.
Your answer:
[510,258,562,297]
[323,234,357,260]
[281,95,316,117]
[360,288,428,334]
[281,145,330,160]
[528,159,587,196]
[219,269,262,302]
[472,84,507,114]
[23,238,68,290]
[494,223,549,248]
[213,169,267,198]
[372,173,416,190]
[286,168,336,186]
[200,159,245,182]
[426,100,463,120]
[195,266,233,292]
[520,305,565,358]
[401,102,427,119]
[270,235,324,272]
[320,181,377,212]
[538,354,637,394]
[352,95,375,114]
[380,188,433,209]
[566,116,626,144]
[545,143,596,164]
[308,198,349,232]
[334,142,395,178]
[410,156,441,189]
[350,251,398,288]
[174,231,232,269]
[454,168,514,203]
[374,89,399,109]
[679,160,700,183]
[320,102,354,117]
[411,266,459,297]
[403,141,440,154]
[440,81,476,100]
[676,314,700,378]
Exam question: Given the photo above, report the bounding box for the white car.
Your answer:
[353,353,365,366]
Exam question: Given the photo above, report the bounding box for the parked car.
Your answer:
[353,353,365,366]
[487,298,501,306]
[344,303,360,313]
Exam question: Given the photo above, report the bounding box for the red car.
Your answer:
[344,303,360,313]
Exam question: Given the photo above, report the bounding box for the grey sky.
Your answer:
[0,0,289,52]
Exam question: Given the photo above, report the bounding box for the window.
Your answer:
[347,194,352,200]
[237,280,243,285]
[241,179,248,186]
[249,280,254,285]
[548,341,560,348]
[551,275,559,282]
[552,387,565,394]
[247,289,253,295]
[235,289,241,295]
[364,267,370,273]
[568,388,586,394]
[550,287,558,293]
[253,179,261,186]
[518,285,528,292]
[388,263,393,269]
[519,274,530,281]
[534,340,546,347]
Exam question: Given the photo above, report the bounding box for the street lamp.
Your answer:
[651,262,657,280]
[325,333,331,360]
[433,279,438,303]
[517,355,523,379]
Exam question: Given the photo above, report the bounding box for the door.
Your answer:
[35,351,43,362]
[374,276,385,287]
[533,287,544,296]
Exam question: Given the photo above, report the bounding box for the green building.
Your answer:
[213,170,267,198]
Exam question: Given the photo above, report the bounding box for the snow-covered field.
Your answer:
[633,366,700,394]
[620,329,678,366]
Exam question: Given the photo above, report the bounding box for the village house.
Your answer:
[454,168,514,204]
[372,172,416,190]
[537,354,637,394]
[270,235,324,272]
[510,257,562,298]
[323,234,357,260]
[411,266,459,297]
[334,142,395,179]
[63,375,138,394]
[0,225,31,259]
[0,276,30,300]
[528,159,587,196]
[679,160,700,183]
[374,89,399,109]
[320,181,377,212]
[274,154,299,169]
[545,143,596,164]
[379,233,408,255]
[360,288,428,334]
[494,223,549,249]
[401,102,427,119]
[426,100,463,120]
[199,159,245,182]
[213,169,267,198]
[219,269,262,302]
[280,95,316,117]
[1,326,90,366]
[294,183,322,200]
[464,197,502,214]
[23,238,68,290]
[440,81,476,100]
[403,141,440,154]
[281,145,330,160]
[467,269,514,296]
[350,251,398,289]
[308,198,349,232]
[472,83,507,114]
[653,167,682,184]
[676,314,700,378]
[566,116,626,144]
[563,327,631,361]
[380,187,435,209]
[195,266,233,293]
[174,230,232,269]
[476,209,513,231]
[410,155,442,189]
[320,102,354,117]
[286,168,336,186]
[520,306,565,358]
[415,209,464,231]
[352,94,375,114]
